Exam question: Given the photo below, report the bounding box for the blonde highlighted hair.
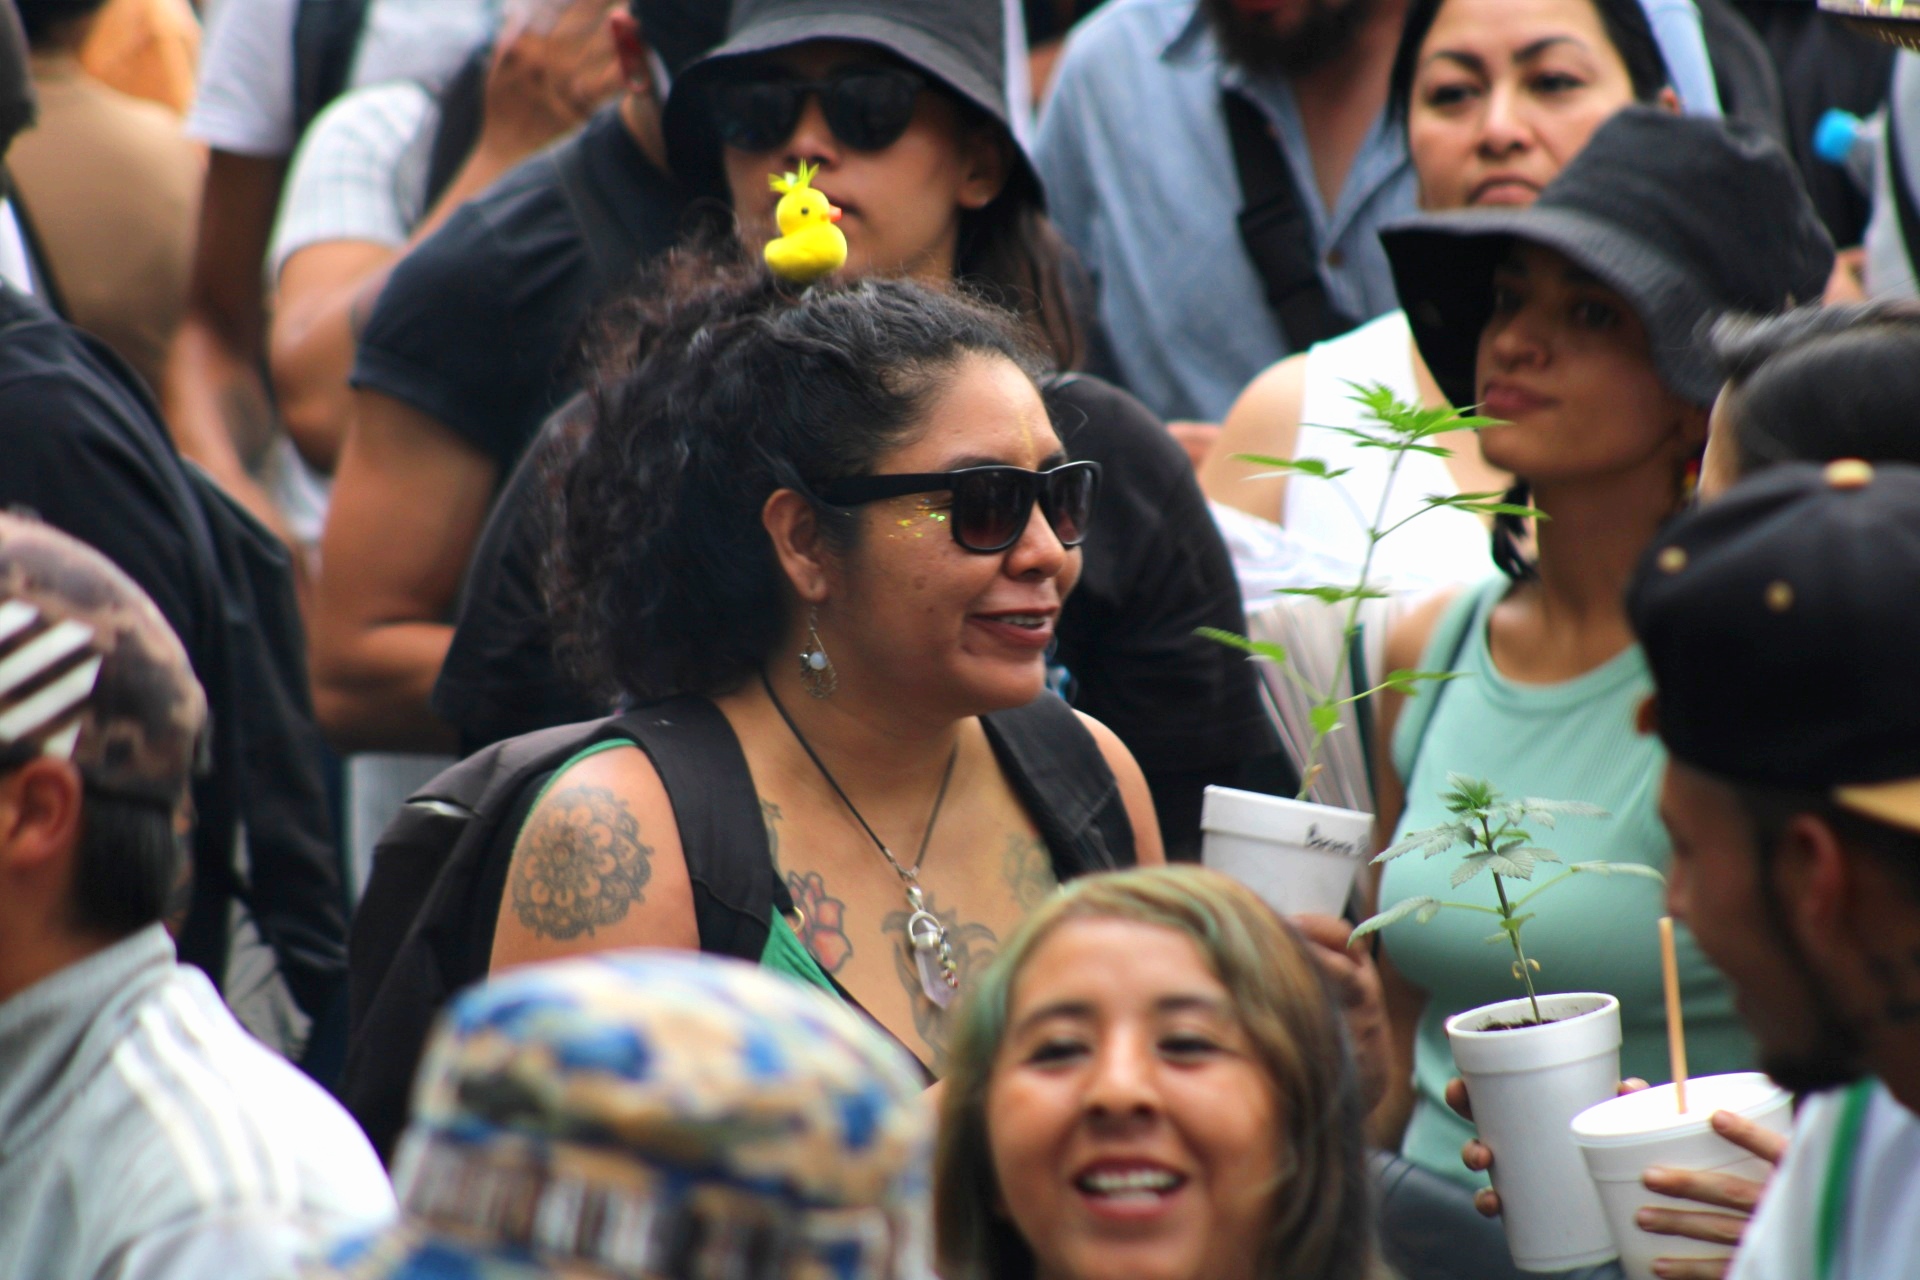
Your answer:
[933,866,1376,1280]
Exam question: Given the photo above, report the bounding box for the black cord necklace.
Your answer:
[760,671,963,1007]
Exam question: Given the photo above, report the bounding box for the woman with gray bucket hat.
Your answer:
[1366,108,1832,1272]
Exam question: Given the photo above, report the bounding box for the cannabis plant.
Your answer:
[1351,775,1664,1024]
[1202,383,1540,803]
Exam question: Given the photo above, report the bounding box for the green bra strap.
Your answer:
[1816,1080,1878,1280]
[759,912,839,998]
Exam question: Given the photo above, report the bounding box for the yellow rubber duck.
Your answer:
[764,160,847,284]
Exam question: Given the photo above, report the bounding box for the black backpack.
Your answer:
[341,692,1134,1162]
[292,0,374,138]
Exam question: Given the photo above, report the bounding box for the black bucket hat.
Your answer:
[630,0,732,79]
[662,0,1040,205]
[1382,109,1834,410]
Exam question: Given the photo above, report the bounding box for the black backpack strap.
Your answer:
[983,694,1136,879]
[1222,89,1358,351]
[608,698,779,963]
[2,168,67,321]
[292,0,374,137]
[1890,104,1920,289]
[550,131,645,290]
[423,42,491,211]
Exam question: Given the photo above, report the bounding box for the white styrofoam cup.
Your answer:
[1571,1072,1792,1280]
[1200,786,1370,917]
[1448,992,1623,1272]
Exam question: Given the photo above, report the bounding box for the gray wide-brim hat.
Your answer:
[1382,109,1834,411]
[663,0,1041,206]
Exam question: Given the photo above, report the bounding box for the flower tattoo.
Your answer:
[787,870,853,973]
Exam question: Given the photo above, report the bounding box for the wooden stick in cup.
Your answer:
[1659,916,1689,1113]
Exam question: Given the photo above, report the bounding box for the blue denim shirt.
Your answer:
[1034,0,1415,423]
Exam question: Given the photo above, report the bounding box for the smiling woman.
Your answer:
[486,254,1163,1079]
[935,866,1375,1280]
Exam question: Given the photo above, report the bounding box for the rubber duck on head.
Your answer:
[764,160,848,284]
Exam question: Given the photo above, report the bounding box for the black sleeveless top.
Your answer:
[481,691,1138,966]
[487,692,1138,1077]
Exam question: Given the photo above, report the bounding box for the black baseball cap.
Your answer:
[1382,109,1833,410]
[1628,459,1920,829]
[662,0,1039,203]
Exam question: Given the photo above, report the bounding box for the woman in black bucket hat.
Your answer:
[663,0,1081,369]
[1363,107,1832,1267]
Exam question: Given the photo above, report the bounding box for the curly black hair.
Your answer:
[552,251,1044,703]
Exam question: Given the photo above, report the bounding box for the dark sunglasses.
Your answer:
[817,462,1101,554]
[708,66,927,153]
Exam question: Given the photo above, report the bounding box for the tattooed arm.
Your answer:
[490,745,700,971]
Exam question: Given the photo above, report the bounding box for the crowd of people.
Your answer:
[6,0,1920,1277]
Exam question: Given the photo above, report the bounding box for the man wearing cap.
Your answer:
[1629,459,1920,1280]
[0,514,394,1280]
[312,0,722,751]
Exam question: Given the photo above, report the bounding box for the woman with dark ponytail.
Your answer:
[1359,111,1833,1234]
[492,257,1163,1078]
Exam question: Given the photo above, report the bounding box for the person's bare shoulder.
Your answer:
[490,743,700,970]
[1378,587,1464,747]
[1200,352,1309,522]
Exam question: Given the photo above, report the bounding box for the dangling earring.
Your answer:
[1679,455,1702,509]
[798,607,837,699]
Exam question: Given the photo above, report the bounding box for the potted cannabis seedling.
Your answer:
[1352,774,1665,1273]
[1198,383,1536,916]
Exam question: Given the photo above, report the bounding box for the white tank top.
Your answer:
[1284,309,1496,592]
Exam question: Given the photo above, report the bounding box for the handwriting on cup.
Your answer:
[1304,824,1361,858]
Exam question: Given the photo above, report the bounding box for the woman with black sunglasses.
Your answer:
[662,0,1082,370]
[488,258,1164,1080]
[432,0,1277,863]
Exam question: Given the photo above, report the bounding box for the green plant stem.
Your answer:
[1295,432,1414,801]
[1492,872,1543,1024]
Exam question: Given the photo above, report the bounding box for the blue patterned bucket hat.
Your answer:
[310,951,934,1280]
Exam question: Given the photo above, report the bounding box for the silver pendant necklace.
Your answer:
[761,672,963,1007]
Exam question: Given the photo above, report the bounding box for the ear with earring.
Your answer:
[798,606,837,699]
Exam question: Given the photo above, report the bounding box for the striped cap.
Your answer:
[0,513,205,804]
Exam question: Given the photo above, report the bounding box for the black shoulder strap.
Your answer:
[608,698,779,962]
[1889,105,1920,290]
[984,694,1136,878]
[423,42,491,211]
[292,0,374,136]
[1221,89,1358,351]
[2,168,67,322]
[551,130,646,289]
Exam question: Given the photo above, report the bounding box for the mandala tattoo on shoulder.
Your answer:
[511,783,652,940]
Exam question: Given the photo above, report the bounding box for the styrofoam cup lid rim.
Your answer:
[1571,1072,1788,1145]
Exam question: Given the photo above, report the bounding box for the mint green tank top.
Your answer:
[1381,578,1752,1187]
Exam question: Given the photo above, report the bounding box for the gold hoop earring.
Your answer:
[798,607,837,699]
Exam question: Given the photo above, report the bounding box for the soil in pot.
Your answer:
[1479,1015,1565,1031]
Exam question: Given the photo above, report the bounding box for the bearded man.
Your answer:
[1033,0,1416,430]
[1630,460,1920,1280]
